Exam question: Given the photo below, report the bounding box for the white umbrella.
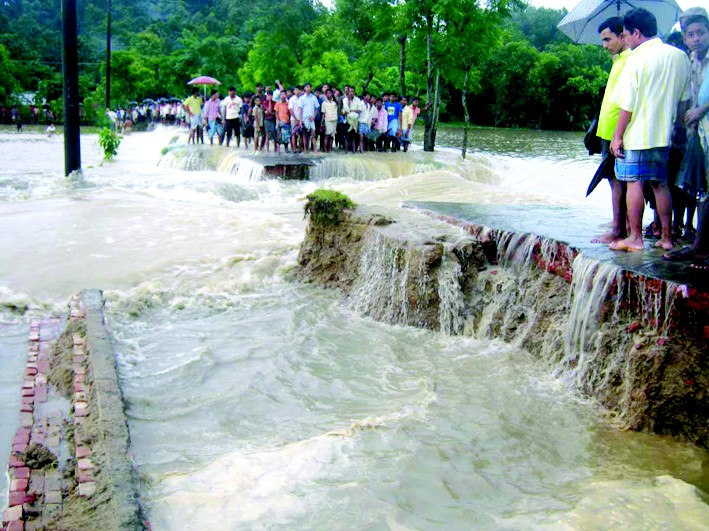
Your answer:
[557,0,683,44]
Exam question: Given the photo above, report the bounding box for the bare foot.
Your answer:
[654,239,674,251]
[609,238,644,252]
[591,232,618,244]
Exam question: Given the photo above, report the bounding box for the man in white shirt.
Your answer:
[298,83,320,153]
[288,86,302,152]
[609,8,690,252]
[221,86,243,148]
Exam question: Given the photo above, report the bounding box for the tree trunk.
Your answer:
[362,71,374,92]
[432,67,440,147]
[461,66,470,159]
[423,13,435,152]
[399,34,406,97]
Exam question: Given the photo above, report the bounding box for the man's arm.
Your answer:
[611,109,631,159]
[685,101,707,127]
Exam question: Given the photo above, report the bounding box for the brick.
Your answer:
[34,374,47,385]
[13,432,29,445]
[12,468,30,479]
[74,373,85,383]
[12,444,27,454]
[10,478,28,492]
[74,366,86,375]
[29,472,44,493]
[34,386,47,403]
[21,380,34,389]
[32,433,45,445]
[76,446,91,459]
[44,491,61,504]
[25,367,38,377]
[4,504,23,523]
[74,382,85,393]
[21,388,34,397]
[19,413,33,428]
[9,455,24,467]
[73,355,87,364]
[21,396,34,405]
[77,458,93,471]
[28,332,39,342]
[36,360,49,373]
[78,482,96,497]
[74,391,87,402]
[20,403,33,413]
[8,492,24,506]
[77,472,94,483]
[75,402,88,417]
[7,519,25,531]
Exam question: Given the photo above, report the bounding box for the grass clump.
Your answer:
[304,189,355,226]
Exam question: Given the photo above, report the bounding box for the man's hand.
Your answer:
[610,134,624,159]
[685,107,705,127]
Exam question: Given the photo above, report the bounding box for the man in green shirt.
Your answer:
[183,88,203,145]
[593,17,631,243]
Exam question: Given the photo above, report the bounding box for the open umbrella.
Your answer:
[558,0,683,44]
[586,153,615,196]
[187,76,221,99]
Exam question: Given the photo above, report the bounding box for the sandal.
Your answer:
[663,246,696,262]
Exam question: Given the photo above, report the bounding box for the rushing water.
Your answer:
[0,125,707,528]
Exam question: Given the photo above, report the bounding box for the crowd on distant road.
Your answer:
[591,7,708,271]
[180,82,422,154]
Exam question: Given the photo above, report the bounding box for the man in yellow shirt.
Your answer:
[593,17,631,244]
[610,8,691,252]
[182,88,203,145]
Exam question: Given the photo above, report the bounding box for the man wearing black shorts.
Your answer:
[222,86,243,148]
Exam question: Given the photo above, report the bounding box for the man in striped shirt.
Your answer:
[609,8,691,252]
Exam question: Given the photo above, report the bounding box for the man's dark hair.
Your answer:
[623,8,657,38]
[210,89,218,96]
[665,31,689,53]
[683,15,709,31]
[598,16,624,36]
[304,82,312,88]
[192,87,199,95]
[228,86,236,91]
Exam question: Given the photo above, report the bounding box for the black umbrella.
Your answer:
[586,153,615,197]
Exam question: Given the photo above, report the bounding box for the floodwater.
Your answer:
[0,125,707,528]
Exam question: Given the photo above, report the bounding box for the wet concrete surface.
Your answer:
[406,201,708,291]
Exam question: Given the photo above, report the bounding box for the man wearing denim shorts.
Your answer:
[610,8,691,252]
[182,88,203,145]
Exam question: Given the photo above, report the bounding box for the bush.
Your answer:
[98,127,121,160]
[304,189,355,226]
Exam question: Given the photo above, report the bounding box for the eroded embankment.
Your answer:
[296,207,709,449]
[2,290,145,531]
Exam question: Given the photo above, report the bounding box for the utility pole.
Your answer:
[106,0,111,109]
[62,0,81,175]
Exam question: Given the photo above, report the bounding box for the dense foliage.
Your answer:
[0,0,611,130]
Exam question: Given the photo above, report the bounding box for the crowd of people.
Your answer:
[181,82,422,154]
[592,7,708,270]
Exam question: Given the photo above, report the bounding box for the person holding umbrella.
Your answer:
[609,8,691,252]
[591,16,632,244]
[183,87,203,144]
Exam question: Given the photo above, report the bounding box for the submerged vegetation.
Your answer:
[0,0,608,132]
[304,189,356,226]
[98,127,121,160]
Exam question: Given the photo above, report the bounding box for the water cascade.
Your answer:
[298,207,709,447]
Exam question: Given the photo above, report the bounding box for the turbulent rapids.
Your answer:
[0,127,708,529]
